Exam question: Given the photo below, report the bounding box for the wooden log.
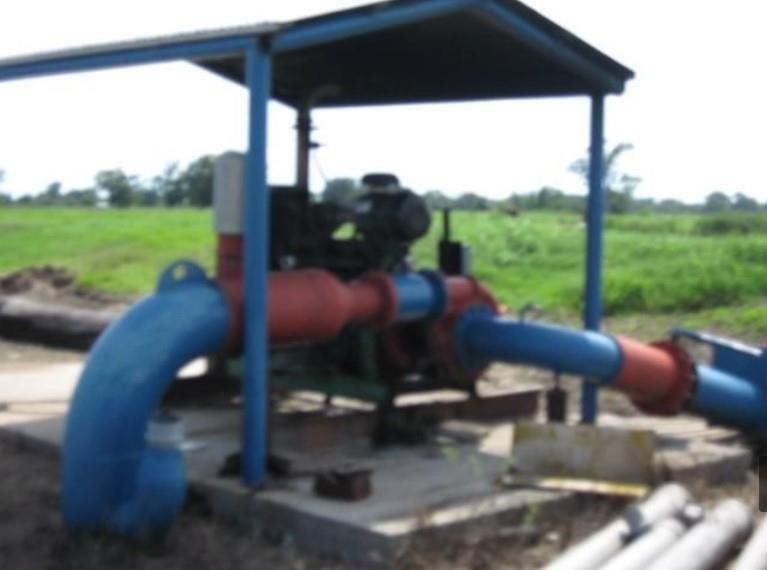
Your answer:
[0,295,120,350]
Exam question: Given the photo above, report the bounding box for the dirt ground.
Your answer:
[0,266,130,309]
[0,433,627,570]
[0,337,631,569]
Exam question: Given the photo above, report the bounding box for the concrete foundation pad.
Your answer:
[0,360,754,565]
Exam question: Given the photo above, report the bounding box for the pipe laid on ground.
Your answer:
[456,310,694,416]
[455,310,767,433]
[598,516,689,570]
[543,483,692,570]
[734,516,767,570]
[646,499,753,570]
[62,261,230,536]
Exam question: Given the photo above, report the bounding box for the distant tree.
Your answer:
[323,178,362,206]
[63,188,98,207]
[152,163,186,207]
[38,181,62,205]
[454,192,489,211]
[704,191,731,213]
[535,186,567,210]
[135,188,160,207]
[732,192,759,212]
[0,193,11,206]
[422,190,453,210]
[179,156,215,207]
[570,142,641,214]
[96,169,135,208]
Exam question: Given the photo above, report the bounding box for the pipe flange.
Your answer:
[631,339,696,416]
[417,269,448,320]
[358,271,399,328]
[428,293,498,389]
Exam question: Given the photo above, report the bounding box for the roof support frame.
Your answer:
[242,42,272,486]
[0,36,258,83]
[472,2,625,93]
[272,0,478,54]
[581,93,606,423]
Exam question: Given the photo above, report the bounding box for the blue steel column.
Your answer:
[243,43,271,485]
[581,94,605,424]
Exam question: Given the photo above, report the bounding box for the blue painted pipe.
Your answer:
[62,261,229,536]
[689,365,767,433]
[458,310,767,434]
[393,271,447,322]
[457,310,622,381]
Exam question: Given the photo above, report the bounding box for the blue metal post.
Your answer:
[243,42,271,486]
[581,94,605,424]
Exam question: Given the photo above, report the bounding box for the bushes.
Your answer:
[604,215,685,235]
[694,213,767,235]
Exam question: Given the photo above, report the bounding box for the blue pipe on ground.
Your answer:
[62,261,229,536]
[456,309,622,381]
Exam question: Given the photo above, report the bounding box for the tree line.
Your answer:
[1,143,765,214]
[0,156,215,208]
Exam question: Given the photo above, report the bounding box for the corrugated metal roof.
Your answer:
[0,0,634,107]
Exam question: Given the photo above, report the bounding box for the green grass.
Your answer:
[2,207,767,338]
[0,208,215,294]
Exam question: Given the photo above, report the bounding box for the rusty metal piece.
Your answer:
[546,385,567,423]
[313,466,372,501]
[454,388,540,421]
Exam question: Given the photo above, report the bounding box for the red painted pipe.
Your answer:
[217,235,399,347]
[216,235,487,349]
[266,270,396,344]
[613,337,695,415]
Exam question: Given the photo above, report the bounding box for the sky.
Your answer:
[0,1,765,203]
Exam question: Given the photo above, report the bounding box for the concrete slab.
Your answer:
[0,359,754,566]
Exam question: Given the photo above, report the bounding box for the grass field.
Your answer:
[2,207,767,339]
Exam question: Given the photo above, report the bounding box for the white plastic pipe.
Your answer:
[599,517,687,570]
[733,515,767,570]
[543,483,692,570]
[646,499,753,570]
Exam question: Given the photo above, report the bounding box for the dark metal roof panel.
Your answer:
[0,0,633,106]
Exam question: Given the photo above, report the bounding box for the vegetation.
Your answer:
[2,208,767,338]
[2,140,767,338]
[4,157,216,208]
[0,208,215,293]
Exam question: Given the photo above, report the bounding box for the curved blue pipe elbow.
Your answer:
[456,310,622,382]
[62,261,230,536]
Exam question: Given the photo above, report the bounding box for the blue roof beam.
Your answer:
[0,36,259,83]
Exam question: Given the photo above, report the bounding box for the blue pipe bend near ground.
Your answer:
[62,261,230,536]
